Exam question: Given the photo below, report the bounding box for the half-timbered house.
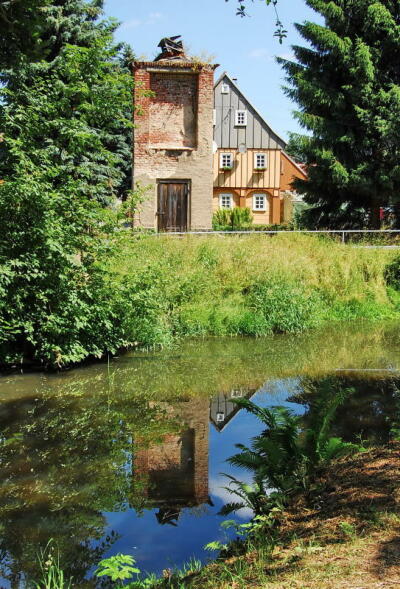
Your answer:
[213,72,307,225]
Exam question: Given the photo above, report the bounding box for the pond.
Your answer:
[1,322,400,587]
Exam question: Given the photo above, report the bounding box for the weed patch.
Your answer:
[108,234,399,348]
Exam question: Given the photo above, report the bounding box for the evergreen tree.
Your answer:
[279,0,400,228]
[0,0,104,67]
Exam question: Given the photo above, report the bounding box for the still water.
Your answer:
[1,322,400,587]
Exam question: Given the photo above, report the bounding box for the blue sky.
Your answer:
[103,0,321,141]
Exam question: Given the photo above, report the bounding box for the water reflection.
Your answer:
[134,397,210,527]
[0,322,400,586]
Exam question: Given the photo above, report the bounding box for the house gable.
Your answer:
[214,72,287,151]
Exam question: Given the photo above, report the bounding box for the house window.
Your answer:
[235,110,247,126]
[254,153,267,169]
[213,109,216,126]
[221,83,230,94]
[220,193,233,209]
[230,390,243,398]
[252,193,267,212]
[216,412,225,422]
[220,153,233,169]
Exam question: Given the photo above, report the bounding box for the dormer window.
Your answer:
[220,153,233,169]
[235,110,247,126]
[221,83,230,94]
[254,153,267,170]
[216,412,225,422]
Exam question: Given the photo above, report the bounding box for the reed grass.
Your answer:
[107,233,399,347]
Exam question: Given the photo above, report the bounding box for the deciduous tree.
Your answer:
[0,2,135,365]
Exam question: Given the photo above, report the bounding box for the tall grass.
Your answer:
[32,541,72,589]
[106,233,399,347]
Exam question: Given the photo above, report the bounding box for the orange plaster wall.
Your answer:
[244,192,271,224]
[280,152,307,191]
[213,189,276,224]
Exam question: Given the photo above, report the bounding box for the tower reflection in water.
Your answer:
[133,388,256,526]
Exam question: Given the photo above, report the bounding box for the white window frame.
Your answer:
[219,193,233,210]
[220,152,233,169]
[252,193,267,212]
[230,390,243,398]
[254,152,267,170]
[216,412,225,422]
[235,110,247,126]
[213,109,216,126]
[221,83,230,94]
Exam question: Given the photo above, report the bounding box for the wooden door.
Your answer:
[157,181,189,232]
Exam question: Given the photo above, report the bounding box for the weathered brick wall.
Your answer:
[149,73,197,148]
[133,397,209,506]
[133,62,215,231]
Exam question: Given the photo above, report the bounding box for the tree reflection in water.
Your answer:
[1,324,400,585]
[0,384,181,586]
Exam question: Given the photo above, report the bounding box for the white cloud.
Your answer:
[120,12,163,30]
[120,18,142,30]
[248,48,273,61]
[146,12,163,25]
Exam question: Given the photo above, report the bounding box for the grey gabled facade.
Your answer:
[213,72,286,150]
[212,72,306,225]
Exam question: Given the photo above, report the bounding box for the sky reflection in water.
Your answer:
[0,322,399,585]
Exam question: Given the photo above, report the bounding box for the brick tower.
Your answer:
[132,37,218,231]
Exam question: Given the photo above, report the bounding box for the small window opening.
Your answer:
[220,153,233,169]
[253,193,267,212]
[254,153,267,169]
[220,193,233,209]
[235,110,247,126]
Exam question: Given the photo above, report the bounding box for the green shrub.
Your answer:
[212,207,253,230]
[385,255,400,290]
[246,279,323,333]
[221,389,363,517]
[212,208,232,228]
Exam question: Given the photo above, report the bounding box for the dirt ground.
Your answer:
[189,442,400,589]
[266,442,400,588]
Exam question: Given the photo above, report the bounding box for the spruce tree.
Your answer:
[0,0,104,67]
[279,0,400,228]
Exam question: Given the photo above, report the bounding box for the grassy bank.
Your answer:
[107,233,400,348]
[171,442,400,589]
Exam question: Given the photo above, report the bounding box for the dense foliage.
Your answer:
[0,1,136,366]
[109,234,399,346]
[212,207,253,230]
[279,0,400,228]
[219,388,361,517]
[0,0,105,68]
